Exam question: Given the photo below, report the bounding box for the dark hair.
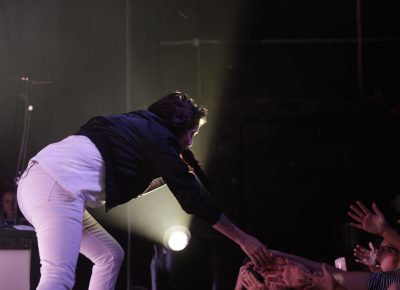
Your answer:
[148,91,207,137]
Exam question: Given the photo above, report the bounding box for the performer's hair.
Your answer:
[148,91,207,137]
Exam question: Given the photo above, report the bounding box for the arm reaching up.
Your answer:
[353,243,378,272]
[348,201,387,235]
[348,201,400,252]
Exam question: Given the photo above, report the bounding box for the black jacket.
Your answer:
[76,110,221,225]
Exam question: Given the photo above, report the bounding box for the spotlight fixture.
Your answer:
[163,225,191,251]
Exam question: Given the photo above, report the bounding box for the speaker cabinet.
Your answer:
[0,229,40,290]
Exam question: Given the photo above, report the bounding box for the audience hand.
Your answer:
[354,242,377,269]
[303,263,340,290]
[255,254,286,275]
[348,201,387,236]
[238,263,267,289]
[257,257,286,289]
[282,259,312,288]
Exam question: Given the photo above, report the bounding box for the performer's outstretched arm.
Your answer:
[212,213,269,267]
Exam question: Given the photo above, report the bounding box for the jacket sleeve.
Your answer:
[151,136,221,226]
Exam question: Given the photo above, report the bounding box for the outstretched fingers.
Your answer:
[348,210,363,223]
[372,202,384,217]
[356,201,371,215]
[252,245,271,267]
[349,203,365,217]
[266,274,284,283]
[368,241,376,252]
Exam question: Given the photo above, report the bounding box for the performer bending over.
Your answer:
[17,91,269,290]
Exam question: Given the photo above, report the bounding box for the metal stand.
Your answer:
[15,76,33,184]
[13,75,52,225]
[14,76,33,225]
[125,0,133,288]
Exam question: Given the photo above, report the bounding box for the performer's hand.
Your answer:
[239,234,270,268]
[212,214,269,268]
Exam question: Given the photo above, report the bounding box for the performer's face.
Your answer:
[179,126,199,150]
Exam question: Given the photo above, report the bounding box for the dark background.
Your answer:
[1,0,400,289]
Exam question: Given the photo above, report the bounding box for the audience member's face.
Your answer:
[376,239,400,272]
[179,126,199,150]
[2,191,16,218]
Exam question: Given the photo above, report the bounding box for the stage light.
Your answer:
[163,225,191,251]
[88,185,192,243]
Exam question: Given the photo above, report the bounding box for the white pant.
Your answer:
[17,162,124,290]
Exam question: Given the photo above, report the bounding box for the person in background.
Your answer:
[1,182,30,227]
[0,189,16,226]
[348,201,400,289]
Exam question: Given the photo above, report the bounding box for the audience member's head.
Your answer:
[1,190,16,218]
[376,238,400,272]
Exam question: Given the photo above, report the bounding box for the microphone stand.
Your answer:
[14,75,33,225]
[11,74,53,226]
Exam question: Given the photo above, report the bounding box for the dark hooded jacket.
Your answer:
[76,110,221,225]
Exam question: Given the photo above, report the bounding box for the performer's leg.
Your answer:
[17,163,85,290]
[80,210,124,290]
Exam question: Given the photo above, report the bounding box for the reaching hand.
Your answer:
[212,214,270,268]
[238,264,268,290]
[263,273,287,290]
[242,273,266,290]
[354,242,377,269]
[282,259,312,288]
[255,254,286,275]
[239,234,270,268]
[255,256,287,289]
[303,263,340,290]
[348,201,387,236]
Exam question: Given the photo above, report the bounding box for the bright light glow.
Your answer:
[163,225,191,251]
[87,185,193,245]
